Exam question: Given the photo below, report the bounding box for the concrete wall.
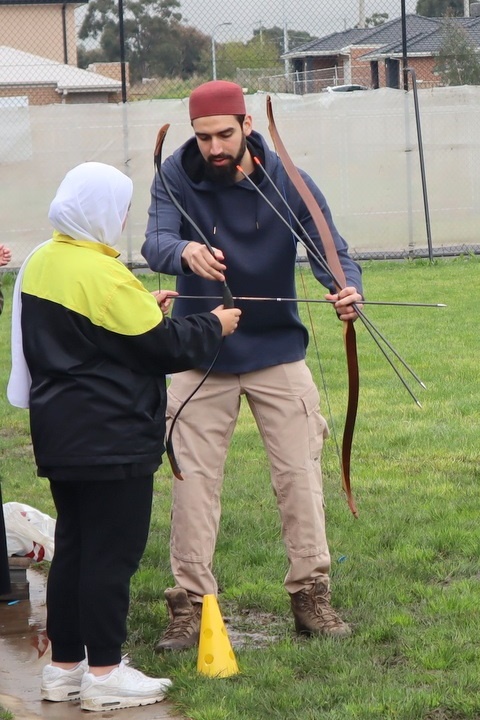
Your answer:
[0,87,478,268]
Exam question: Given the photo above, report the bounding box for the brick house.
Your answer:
[0,0,80,64]
[283,13,480,93]
[0,0,123,104]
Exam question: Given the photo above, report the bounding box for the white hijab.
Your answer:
[8,162,133,408]
[48,161,133,247]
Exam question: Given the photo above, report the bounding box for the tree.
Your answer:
[78,0,209,82]
[356,12,388,28]
[206,26,315,84]
[214,38,280,79]
[209,27,318,81]
[416,0,464,16]
[434,16,480,84]
[252,26,316,55]
[365,12,389,26]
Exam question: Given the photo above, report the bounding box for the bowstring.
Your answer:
[153,124,234,480]
[279,177,342,472]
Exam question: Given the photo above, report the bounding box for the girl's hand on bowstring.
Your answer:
[211,305,242,336]
[151,290,178,315]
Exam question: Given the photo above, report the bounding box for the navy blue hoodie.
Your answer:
[143,130,362,374]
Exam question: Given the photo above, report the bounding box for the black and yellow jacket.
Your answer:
[21,233,222,480]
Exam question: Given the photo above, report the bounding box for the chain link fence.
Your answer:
[1,0,479,267]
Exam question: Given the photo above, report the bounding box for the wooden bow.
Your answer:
[266,95,359,517]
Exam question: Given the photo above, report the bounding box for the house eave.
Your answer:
[0,80,54,87]
[365,51,437,60]
[283,48,356,59]
[56,85,121,93]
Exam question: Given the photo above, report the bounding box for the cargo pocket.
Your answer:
[301,384,329,462]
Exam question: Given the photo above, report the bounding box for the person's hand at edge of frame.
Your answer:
[0,245,12,267]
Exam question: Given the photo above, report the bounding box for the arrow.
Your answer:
[168,295,446,308]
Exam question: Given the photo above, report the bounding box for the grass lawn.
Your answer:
[1,257,479,719]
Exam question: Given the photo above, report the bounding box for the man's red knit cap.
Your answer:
[189,80,246,121]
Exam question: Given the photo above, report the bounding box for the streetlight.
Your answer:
[211,22,232,81]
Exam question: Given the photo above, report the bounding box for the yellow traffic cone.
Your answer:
[197,594,240,678]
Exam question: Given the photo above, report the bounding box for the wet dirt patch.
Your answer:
[424,710,478,720]
[223,608,287,649]
[0,426,30,439]
[2,444,34,458]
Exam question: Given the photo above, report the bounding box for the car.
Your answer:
[323,84,369,93]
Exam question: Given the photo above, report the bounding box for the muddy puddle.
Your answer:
[0,568,183,720]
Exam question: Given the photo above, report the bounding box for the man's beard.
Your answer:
[203,136,247,186]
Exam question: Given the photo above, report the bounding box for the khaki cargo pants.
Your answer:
[166,360,331,599]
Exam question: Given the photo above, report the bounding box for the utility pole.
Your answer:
[281,0,289,79]
[358,0,366,28]
[283,20,289,77]
[118,0,127,102]
[211,22,232,81]
[401,0,408,91]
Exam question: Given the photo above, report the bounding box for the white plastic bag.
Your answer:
[3,502,56,561]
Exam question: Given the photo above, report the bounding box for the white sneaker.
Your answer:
[80,662,172,712]
[41,659,88,702]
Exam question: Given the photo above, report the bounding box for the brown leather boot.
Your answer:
[290,578,352,638]
[155,587,202,652]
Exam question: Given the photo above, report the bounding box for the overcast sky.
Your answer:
[179,0,420,42]
[75,1,421,44]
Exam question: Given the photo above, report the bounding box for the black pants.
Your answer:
[47,475,153,666]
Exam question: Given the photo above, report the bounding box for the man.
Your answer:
[143,80,363,651]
